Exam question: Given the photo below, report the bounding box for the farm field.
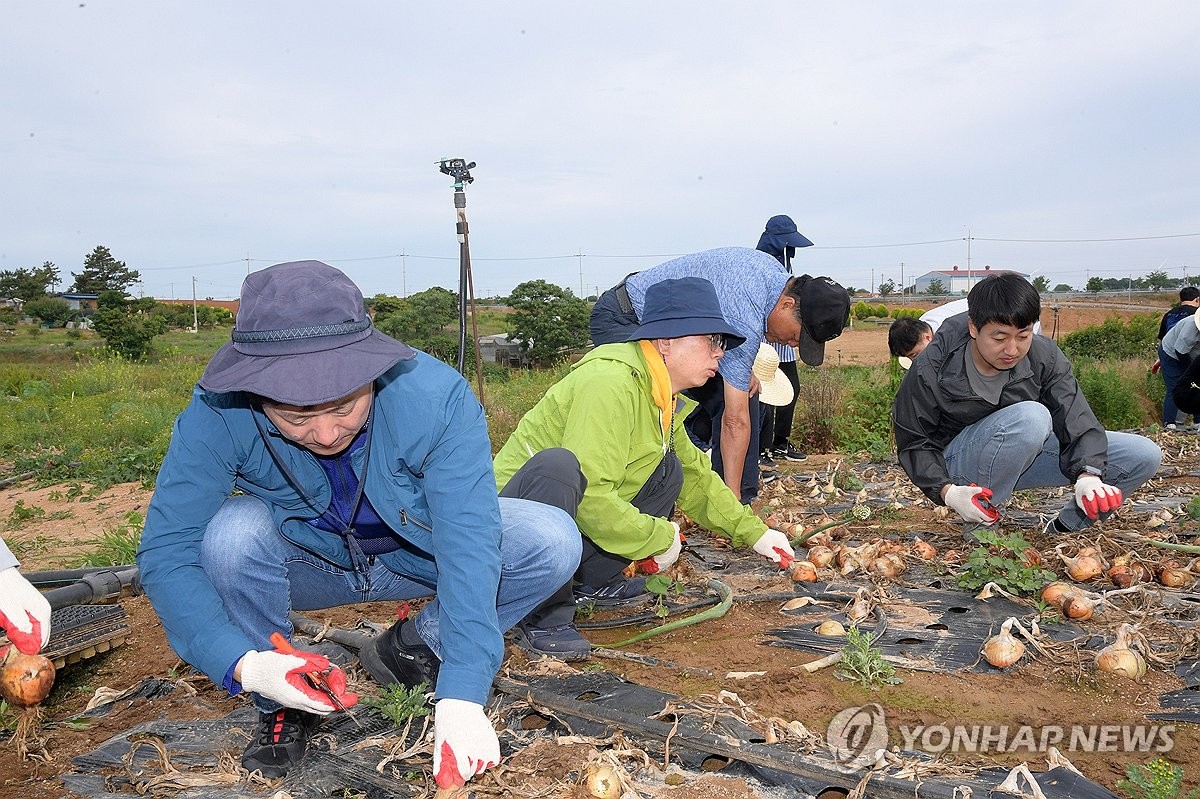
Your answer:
[0,293,1196,797]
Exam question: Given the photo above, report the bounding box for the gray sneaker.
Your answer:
[513,622,591,661]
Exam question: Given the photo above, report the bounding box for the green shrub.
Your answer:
[1059,314,1158,361]
[830,365,898,460]
[793,369,841,453]
[1075,364,1146,430]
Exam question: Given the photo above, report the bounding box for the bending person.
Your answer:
[892,273,1161,539]
[591,247,849,503]
[497,277,796,659]
[137,261,578,786]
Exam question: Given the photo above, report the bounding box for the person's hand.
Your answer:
[433,698,500,788]
[1151,359,1161,375]
[752,529,795,568]
[0,566,51,654]
[652,521,683,571]
[1074,475,1122,520]
[237,647,357,714]
[942,484,1001,525]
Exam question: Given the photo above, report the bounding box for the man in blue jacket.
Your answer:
[137,261,579,786]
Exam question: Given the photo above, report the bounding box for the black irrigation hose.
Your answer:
[42,567,141,611]
[576,595,721,629]
[26,565,137,589]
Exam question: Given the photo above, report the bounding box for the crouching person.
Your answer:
[137,261,579,785]
[892,272,1161,537]
[494,277,796,660]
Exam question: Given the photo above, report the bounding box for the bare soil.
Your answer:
[1,296,1196,798]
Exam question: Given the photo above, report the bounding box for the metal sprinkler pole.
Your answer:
[437,157,486,405]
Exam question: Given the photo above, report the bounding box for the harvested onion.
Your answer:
[1061,594,1096,621]
[1156,560,1194,589]
[1095,623,1147,679]
[911,537,936,560]
[583,762,623,799]
[807,545,834,568]
[816,620,846,636]
[0,646,56,708]
[982,618,1025,669]
[1056,544,1106,582]
[1041,581,1076,607]
[789,560,818,582]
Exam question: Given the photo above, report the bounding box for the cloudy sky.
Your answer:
[3,2,1198,301]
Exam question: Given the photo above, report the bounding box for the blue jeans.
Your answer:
[1158,344,1190,425]
[943,401,1162,531]
[200,495,580,710]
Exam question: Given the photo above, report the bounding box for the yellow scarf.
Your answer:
[638,339,674,445]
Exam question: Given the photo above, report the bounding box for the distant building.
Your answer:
[912,265,1030,295]
[54,293,99,311]
[478,333,525,367]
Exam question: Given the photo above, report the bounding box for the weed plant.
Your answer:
[836,626,901,690]
[956,528,1056,596]
[361,681,432,726]
[72,511,144,567]
[1118,757,1199,799]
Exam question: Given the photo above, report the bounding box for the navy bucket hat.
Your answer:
[757,215,815,265]
[626,277,746,349]
[199,260,414,406]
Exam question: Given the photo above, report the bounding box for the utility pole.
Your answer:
[870,268,875,295]
[191,276,198,333]
[245,255,251,276]
[900,262,905,294]
[401,251,407,298]
[578,250,584,298]
[966,229,973,292]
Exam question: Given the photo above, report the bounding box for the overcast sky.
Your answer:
[3,2,1198,302]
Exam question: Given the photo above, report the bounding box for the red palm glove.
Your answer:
[943,484,1001,525]
[1074,475,1122,520]
[238,646,358,714]
[0,566,51,654]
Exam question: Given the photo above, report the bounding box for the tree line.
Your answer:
[4,246,588,366]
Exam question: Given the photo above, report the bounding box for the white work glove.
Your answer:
[943,484,1001,525]
[752,529,795,568]
[433,698,501,789]
[0,566,52,654]
[653,521,684,571]
[238,648,355,714]
[1074,475,1123,520]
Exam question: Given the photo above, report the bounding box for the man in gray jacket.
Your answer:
[892,273,1161,536]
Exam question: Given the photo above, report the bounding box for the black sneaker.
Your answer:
[241,708,319,778]
[513,622,592,661]
[575,576,649,608]
[358,619,441,690]
[772,442,807,462]
[758,451,776,467]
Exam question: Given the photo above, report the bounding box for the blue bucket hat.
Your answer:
[625,277,746,348]
[199,260,414,406]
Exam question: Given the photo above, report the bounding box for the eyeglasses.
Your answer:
[706,333,730,352]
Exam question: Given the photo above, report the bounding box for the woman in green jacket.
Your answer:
[494,277,795,659]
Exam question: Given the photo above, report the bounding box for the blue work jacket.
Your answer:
[136,353,503,704]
